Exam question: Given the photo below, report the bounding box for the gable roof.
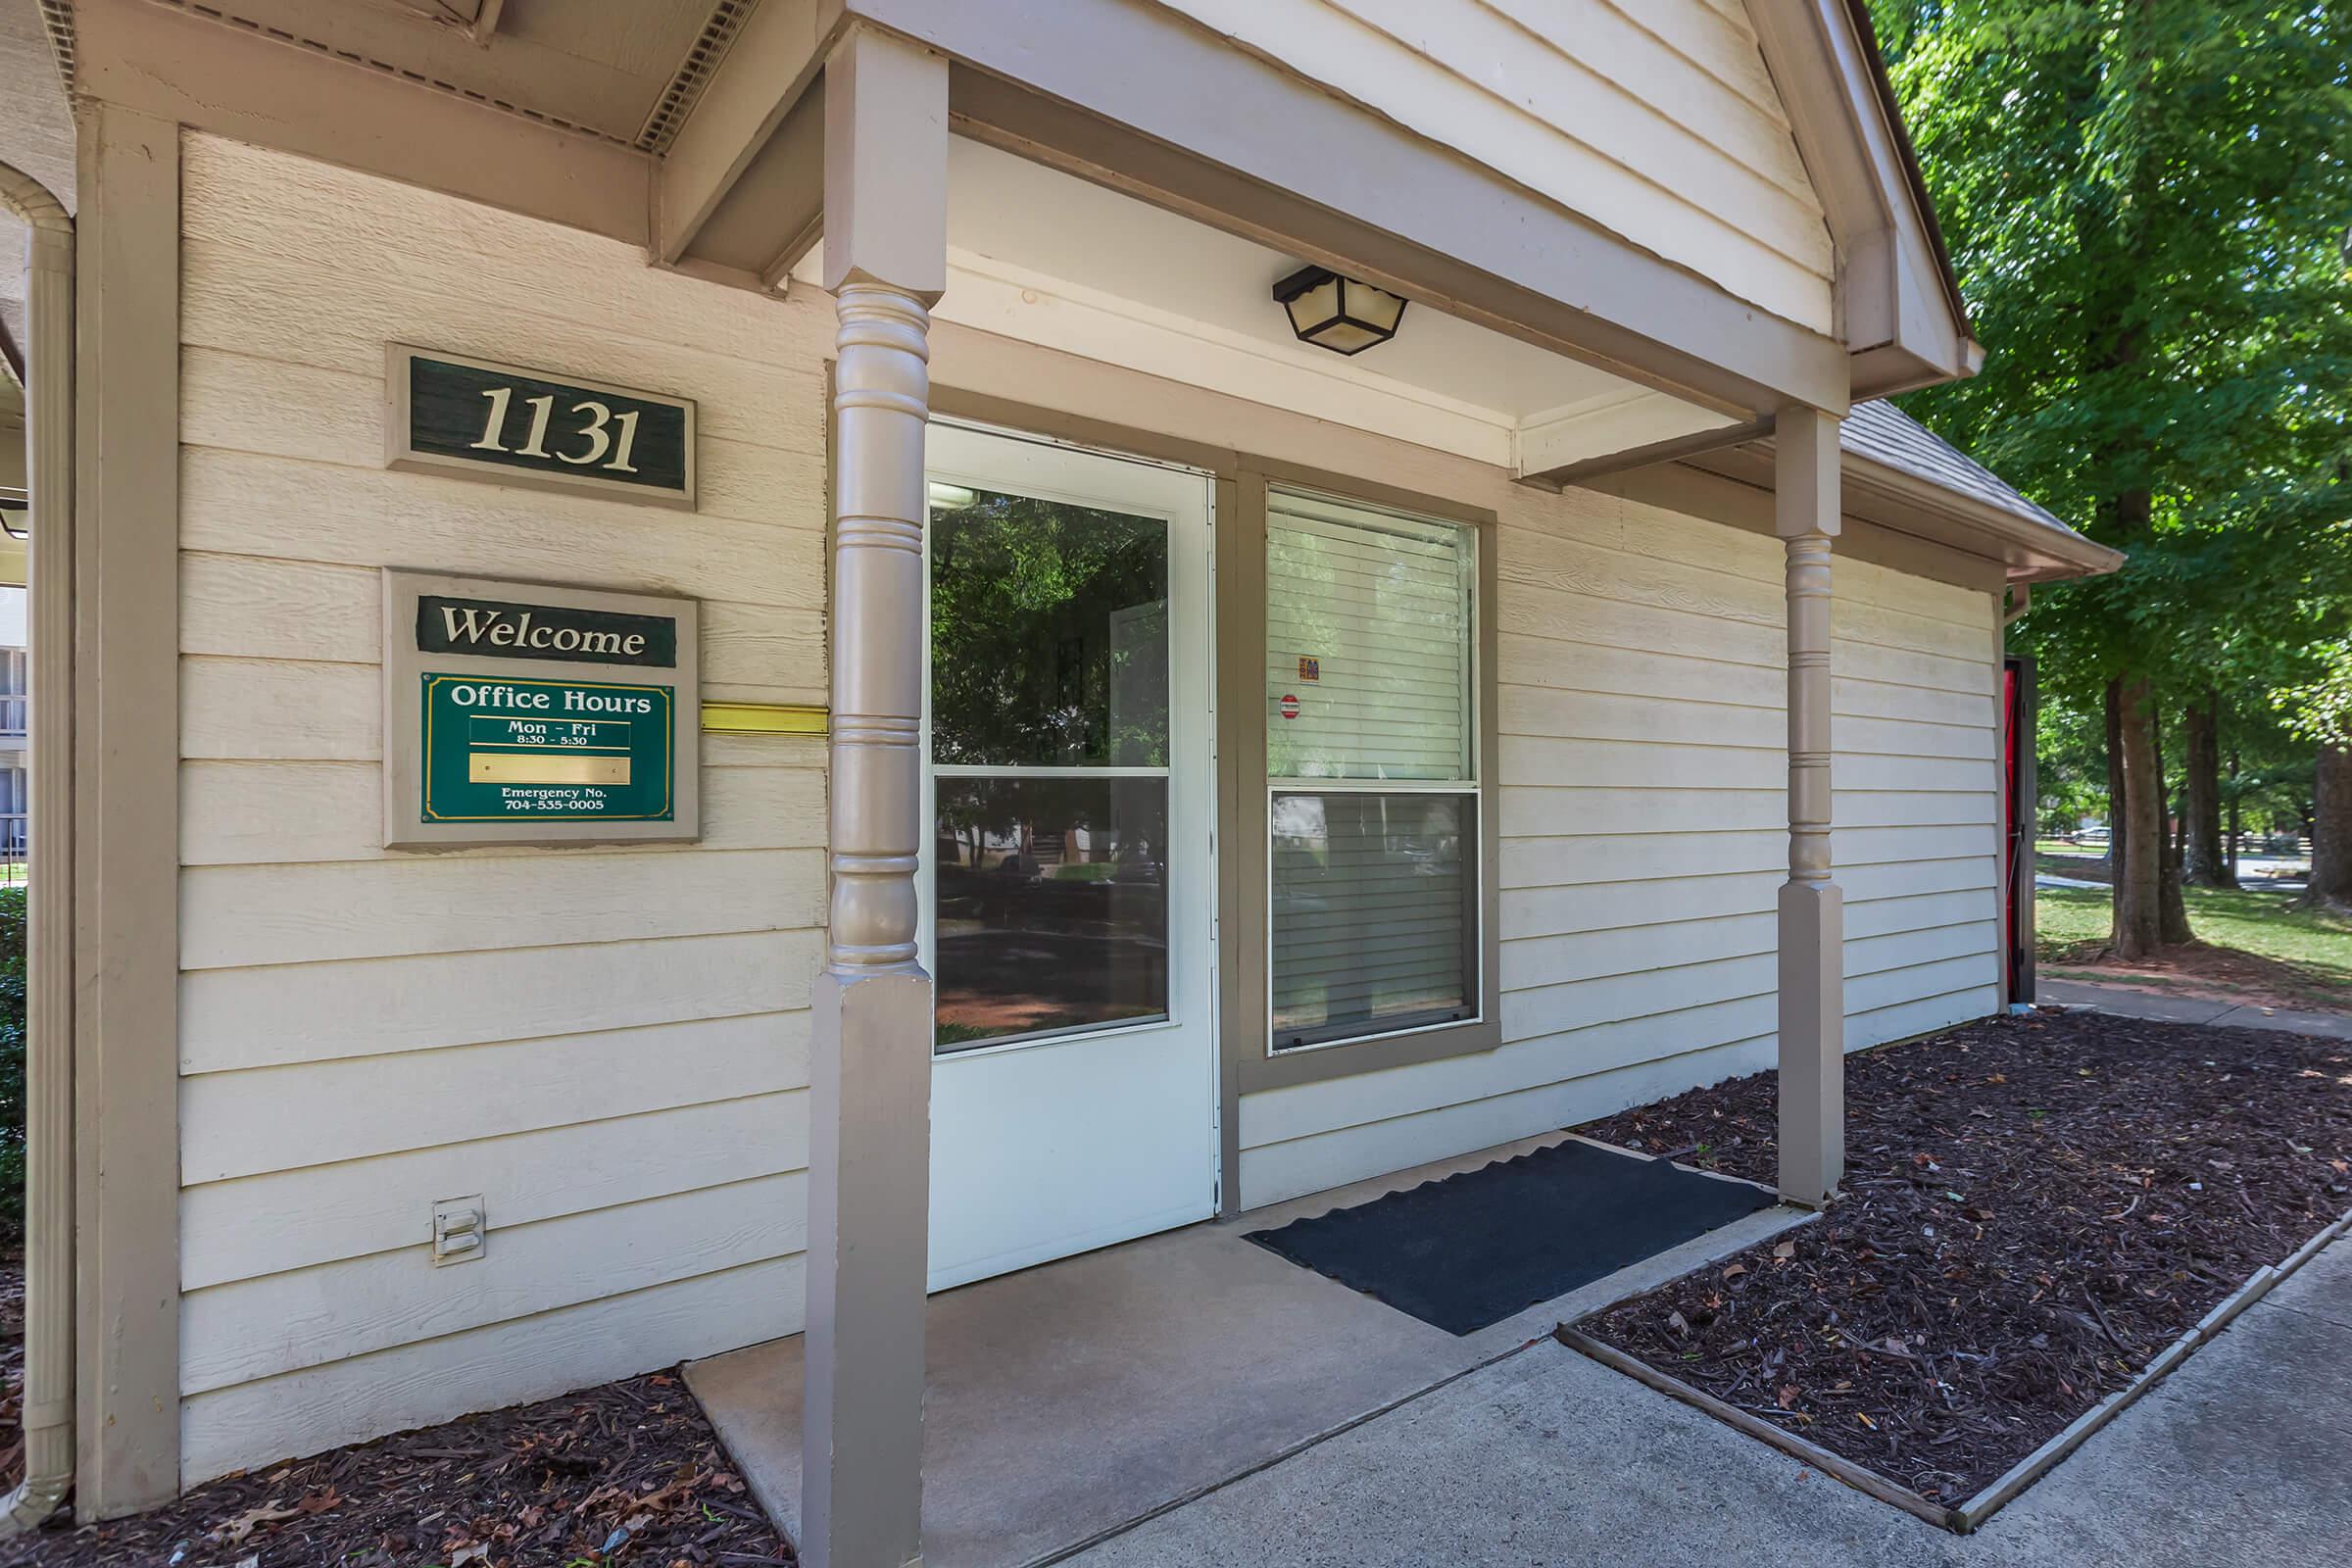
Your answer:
[1747,0,1982,396]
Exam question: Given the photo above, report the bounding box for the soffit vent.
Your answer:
[142,1,635,146]
[36,0,75,93]
[635,0,758,155]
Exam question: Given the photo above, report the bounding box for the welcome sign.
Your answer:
[383,570,701,848]
[416,595,678,667]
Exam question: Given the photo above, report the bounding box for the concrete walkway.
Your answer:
[2041,976,2352,1041]
[1064,1237,2352,1568]
[688,1134,1808,1568]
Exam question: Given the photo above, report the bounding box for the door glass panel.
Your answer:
[932,776,1170,1050]
[929,488,1169,767]
[928,478,1176,1054]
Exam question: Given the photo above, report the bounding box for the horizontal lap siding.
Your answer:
[1158,0,1833,330]
[1239,488,2001,1206]
[174,137,833,1484]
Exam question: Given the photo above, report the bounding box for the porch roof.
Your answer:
[1840,400,2120,579]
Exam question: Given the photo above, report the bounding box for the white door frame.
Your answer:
[919,418,1220,1290]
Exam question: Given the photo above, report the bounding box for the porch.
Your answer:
[686,1130,1808,1568]
[0,0,2104,1553]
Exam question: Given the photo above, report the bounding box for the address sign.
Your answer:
[385,345,697,509]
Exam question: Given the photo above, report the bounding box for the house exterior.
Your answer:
[0,2,2118,1563]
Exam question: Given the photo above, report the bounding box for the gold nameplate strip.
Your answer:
[469,754,634,786]
[701,702,829,735]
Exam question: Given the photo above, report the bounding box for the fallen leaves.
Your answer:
[15,1369,790,1567]
[214,1499,306,1545]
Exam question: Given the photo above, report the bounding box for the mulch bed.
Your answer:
[1577,1008,2352,1507]
[0,1339,792,1568]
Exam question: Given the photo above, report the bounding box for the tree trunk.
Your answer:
[2105,679,2127,889]
[2111,675,2168,957]
[2155,705,2192,946]
[2181,697,2232,887]
[2227,747,2241,878]
[2309,745,2352,911]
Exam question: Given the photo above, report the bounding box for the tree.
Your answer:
[1872,0,2352,956]
[2278,644,2352,910]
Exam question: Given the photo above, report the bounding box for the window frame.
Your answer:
[1226,466,1501,1095]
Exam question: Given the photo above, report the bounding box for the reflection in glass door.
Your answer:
[927,490,1172,1050]
[921,422,1217,1291]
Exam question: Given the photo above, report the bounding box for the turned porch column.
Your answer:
[803,24,947,1568]
[1775,406,1844,1206]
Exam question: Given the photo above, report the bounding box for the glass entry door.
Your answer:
[921,421,1218,1290]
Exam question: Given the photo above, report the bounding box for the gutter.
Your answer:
[0,158,76,1536]
[1839,453,2125,582]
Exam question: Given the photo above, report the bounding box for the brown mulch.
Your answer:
[0,1341,791,1567]
[0,1253,22,1491]
[1577,1008,2352,1507]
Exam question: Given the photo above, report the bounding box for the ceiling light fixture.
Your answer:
[1273,266,1407,356]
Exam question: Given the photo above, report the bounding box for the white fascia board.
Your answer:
[1513,390,1740,481]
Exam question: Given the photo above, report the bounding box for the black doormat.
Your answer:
[1245,1138,1776,1336]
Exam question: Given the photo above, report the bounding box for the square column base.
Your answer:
[1776,879,1844,1206]
[804,967,933,1568]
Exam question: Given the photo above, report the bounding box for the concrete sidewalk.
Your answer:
[1064,1238,2352,1568]
[2041,976,2352,1040]
[689,1133,1809,1568]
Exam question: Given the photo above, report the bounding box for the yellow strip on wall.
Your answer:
[701,702,829,735]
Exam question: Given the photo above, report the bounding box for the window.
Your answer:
[1264,488,1480,1051]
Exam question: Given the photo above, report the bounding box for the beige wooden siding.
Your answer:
[173,134,835,1484]
[1238,490,2001,1207]
[1155,0,1836,332]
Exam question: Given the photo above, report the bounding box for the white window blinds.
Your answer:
[1265,491,1473,782]
[1265,489,1479,1051]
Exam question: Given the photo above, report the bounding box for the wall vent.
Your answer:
[36,0,75,93]
[635,0,759,154]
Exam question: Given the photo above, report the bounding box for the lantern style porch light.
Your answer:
[1273,266,1407,356]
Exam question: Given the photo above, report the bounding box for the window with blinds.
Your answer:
[1265,489,1479,1051]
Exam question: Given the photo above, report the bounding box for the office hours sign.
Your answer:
[382,571,701,848]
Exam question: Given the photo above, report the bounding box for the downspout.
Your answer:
[0,158,76,1535]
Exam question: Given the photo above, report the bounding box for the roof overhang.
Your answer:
[1670,438,2122,585]
[661,0,1854,423]
[1747,0,1983,401]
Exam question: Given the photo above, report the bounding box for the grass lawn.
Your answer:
[2038,881,2352,1005]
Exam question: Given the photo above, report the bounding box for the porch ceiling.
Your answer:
[108,0,736,148]
[838,137,1732,474]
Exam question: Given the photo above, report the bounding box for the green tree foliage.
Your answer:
[1871,0,2352,946]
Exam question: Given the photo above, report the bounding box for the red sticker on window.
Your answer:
[1278,693,1300,719]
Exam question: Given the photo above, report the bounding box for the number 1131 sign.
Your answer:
[386,345,698,510]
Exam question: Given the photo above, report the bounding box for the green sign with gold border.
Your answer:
[383,569,701,850]
[420,674,676,824]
